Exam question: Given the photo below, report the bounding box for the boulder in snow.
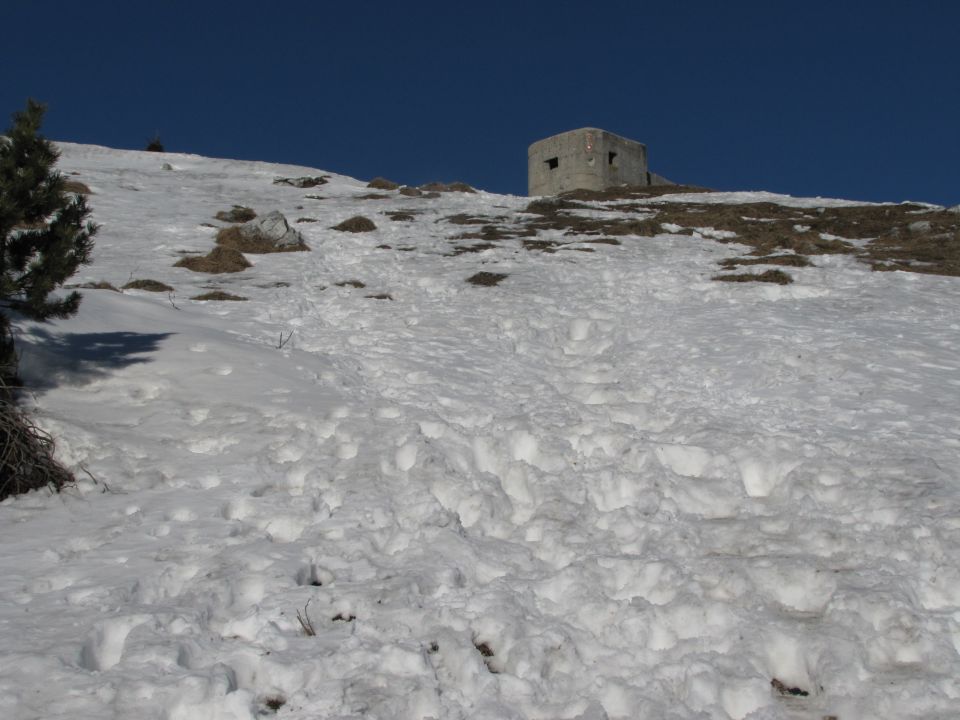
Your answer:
[237,211,306,250]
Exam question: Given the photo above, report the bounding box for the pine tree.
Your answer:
[0,99,96,382]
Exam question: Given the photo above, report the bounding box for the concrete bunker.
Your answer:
[527,127,672,196]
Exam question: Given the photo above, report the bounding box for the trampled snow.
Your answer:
[3,143,960,719]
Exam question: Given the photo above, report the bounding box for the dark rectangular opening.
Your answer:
[546,157,559,170]
[608,152,618,165]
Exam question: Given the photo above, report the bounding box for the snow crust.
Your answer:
[3,142,960,719]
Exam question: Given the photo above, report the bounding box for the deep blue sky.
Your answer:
[3,1,958,204]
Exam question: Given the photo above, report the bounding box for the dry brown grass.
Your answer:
[447,242,499,256]
[215,206,256,223]
[367,177,400,190]
[273,176,328,188]
[523,193,960,277]
[69,281,120,291]
[398,186,422,197]
[420,181,476,193]
[332,216,377,233]
[192,291,248,301]
[466,271,508,286]
[719,254,812,269]
[62,179,92,195]
[123,279,174,292]
[558,184,714,202]
[175,246,252,273]
[215,225,310,253]
[713,269,794,284]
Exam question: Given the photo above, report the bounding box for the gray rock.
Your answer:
[239,210,303,248]
[908,220,932,233]
[161,163,174,171]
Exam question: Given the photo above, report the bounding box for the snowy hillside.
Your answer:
[3,143,960,720]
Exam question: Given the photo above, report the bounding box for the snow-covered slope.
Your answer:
[3,143,960,720]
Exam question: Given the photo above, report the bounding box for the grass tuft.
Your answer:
[123,279,174,292]
[367,177,399,190]
[332,216,377,233]
[214,206,256,223]
[175,246,252,274]
[713,269,793,284]
[215,225,309,254]
[191,291,248,301]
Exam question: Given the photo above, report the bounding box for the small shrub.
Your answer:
[191,291,247,301]
[214,205,256,223]
[0,392,74,501]
[398,186,422,197]
[145,135,164,152]
[123,279,174,292]
[174,246,251,273]
[386,211,415,222]
[296,217,318,224]
[466,271,508,286]
[712,269,793,284]
[367,177,399,190]
[332,216,376,233]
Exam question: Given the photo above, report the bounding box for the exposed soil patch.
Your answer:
[558,184,715,202]
[356,193,391,200]
[770,678,810,697]
[296,217,318,223]
[447,242,498,256]
[522,239,562,253]
[473,641,498,673]
[584,237,622,245]
[466,272,508,286]
[273,176,329,188]
[420,181,476,193]
[68,281,120,291]
[445,213,506,226]
[524,193,960,277]
[386,211,416,222]
[335,280,366,289]
[365,293,393,300]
